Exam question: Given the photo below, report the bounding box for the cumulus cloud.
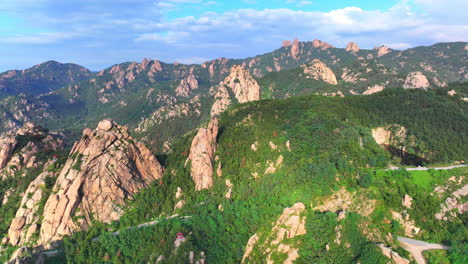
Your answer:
[135,1,467,51]
[0,0,466,71]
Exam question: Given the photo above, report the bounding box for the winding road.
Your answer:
[397,236,450,264]
[387,164,468,171]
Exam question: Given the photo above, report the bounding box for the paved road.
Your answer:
[387,164,467,171]
[397,236,450,264]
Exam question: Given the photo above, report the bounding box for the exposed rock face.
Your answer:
[210,85,232,117]
[223,65,260,103]
[371,125,407,146]
[312,39,334,50]
[363,84,385,95]
[402,194,413,209]
[0,136,16,169]
[345,42,359,53]
[301,59,338,85]
[0,123,63,177]
[242,203,307,264]
[435,184,468,220]
[341,68,360,83]
[2,188,14,205]
[187,119,218,191]
[374,45,392,57]
[391,211,420,237]
[8,171,55,246]
[291,38,300,59]
[175,74,199,97]
[38,119,163,245]
[403,72,430,90]
[209,65,260,117]
[379,244,410,264]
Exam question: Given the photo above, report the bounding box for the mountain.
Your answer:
[0,40,467,264]
[0,41,466,152]
[0,60,92,97]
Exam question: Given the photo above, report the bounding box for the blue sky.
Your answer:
[0,0,467,71]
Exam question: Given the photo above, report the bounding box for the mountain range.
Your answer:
[0,39,467,264]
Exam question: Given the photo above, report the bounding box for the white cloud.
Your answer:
[135,1,467,51]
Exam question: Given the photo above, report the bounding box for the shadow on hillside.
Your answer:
[386,145,428,166]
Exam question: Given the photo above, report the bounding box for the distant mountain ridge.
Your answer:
[0,40,467,151]
[0,60,92,97]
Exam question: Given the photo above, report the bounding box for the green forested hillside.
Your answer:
[31,88,466,264]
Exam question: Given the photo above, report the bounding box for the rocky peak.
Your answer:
[187,118,218,191]
[374,45,392,57]
[301,59,338,85]
[312,39,334,50]
[291,38,300,59]
[222,65,260,103]
[175,74,199,97]
[403,72,430,90]
[38,119,163,246]
[345,42,359,53]
[282,40,292,47]
[0,123,63,176]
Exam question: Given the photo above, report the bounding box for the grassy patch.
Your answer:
[423,249,450,264]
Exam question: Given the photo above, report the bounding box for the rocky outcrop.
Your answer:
[435,184,468,220]
[341,68,360,83]
[223,66,260,103]
[363,84,385,95]
[312,39,334,50]
[403,72,430,90]
[345,42,359,53]
[391,211,420,237]
[7,170,56,246]
[175,74,199,97]
[291,38,300,59]
[301,59,338,85]
[371,125,407,146]
[402,194,413,209]
[209,65,260,117]
[378,244,410,264]
[0,123,63,177]
[187,119,218,191]
[38,119,163,246]
[210,85,232,117]
[242,203,306,264]
[0,136,16,169]
[374,45,392,57]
